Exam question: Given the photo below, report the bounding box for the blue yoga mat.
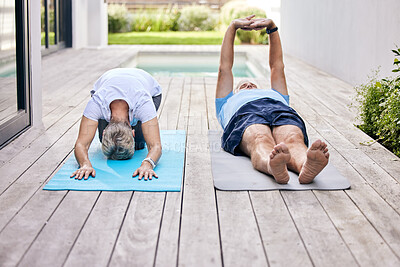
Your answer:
[44,130,186,191]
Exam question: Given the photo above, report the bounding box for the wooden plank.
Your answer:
[18,191,99,267]
[303,125,400,264]
[286,77,340,117]
[0,190,65,266]
[288,89,400,215]
[0,126,44,168]
[0,122,79,230]
[250,191,313,267]
[204,81,268,265]
[287,70,400,186]
[42,47,136,117]
[287,70,353,118]
[158,77,184,130]
[64,192,132,267]
[217,191,268,266]
[285,55,355,109]
[328,147,400,259]
[155,76,172,117]
[178,82,221,266]
[315,189,400,266]
[324,114,400,183]
[0,100,86,195]
[154,77,188,266]
[287,70,400,262]
[109,192,165,266]
[176,77,191,130]
[282,191,358,266]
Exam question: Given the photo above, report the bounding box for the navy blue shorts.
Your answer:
[222,97,309,155]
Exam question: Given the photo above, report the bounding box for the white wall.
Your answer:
[280,0,400,85]
[247,0,281,27]
[72,0,108,49]
[72,0,88,49]
[88,0,108,47]
[31,0,42,126]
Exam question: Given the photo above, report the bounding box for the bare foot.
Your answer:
[299,140,329,184]
[268,143,291,184]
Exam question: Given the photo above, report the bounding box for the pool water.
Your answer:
[0,62,16,78]
[123,52,261,78]
[137,64,254,77]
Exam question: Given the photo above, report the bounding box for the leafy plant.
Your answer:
[108,4,129,33]
[220,0,267,44]
[177,5,218,31]
[131,5,181,32]
[355,47,400,157]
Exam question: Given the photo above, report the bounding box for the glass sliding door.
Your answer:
[41,0,71,50]
[0,0,31,147]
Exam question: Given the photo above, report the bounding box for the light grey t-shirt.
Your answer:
[83,68,162,126]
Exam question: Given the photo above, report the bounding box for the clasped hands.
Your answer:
[232,15,274,31]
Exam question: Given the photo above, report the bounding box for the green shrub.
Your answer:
[41,7,55,32]
[177,5,218,31]
[131,5,180,32]
[108,4,129,33]
[355,47,400,157]
[220,0,267,44]
[130,10,153,32]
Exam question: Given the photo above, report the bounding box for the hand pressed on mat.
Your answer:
[70,164,96,180]
[133,160,158,181]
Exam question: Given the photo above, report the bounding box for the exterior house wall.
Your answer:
[31,0,42,126]
[72,0,107,49]
[280,0,400,86]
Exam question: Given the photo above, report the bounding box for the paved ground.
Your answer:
[0,45,400,266]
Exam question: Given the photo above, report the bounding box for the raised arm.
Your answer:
[251,18,288,95]
[71,116,98,180]
[216,15,255,98]
[133,117,162,180]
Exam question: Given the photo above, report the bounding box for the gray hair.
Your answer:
[102,121,134,160]
[234,79,259,94]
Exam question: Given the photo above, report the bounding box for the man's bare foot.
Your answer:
[299,140,329,184]
[268,143,291,184]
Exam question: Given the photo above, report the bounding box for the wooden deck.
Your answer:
[0,45,400,267]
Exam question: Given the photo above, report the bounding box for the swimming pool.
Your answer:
[123,52,263,78]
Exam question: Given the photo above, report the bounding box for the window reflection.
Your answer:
[0,0,18,124]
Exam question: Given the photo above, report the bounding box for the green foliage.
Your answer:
[177,5,218,31]
[131,5,181,32]
[108,4,129,33]
[355,47,400,157]
[40,32,55,46]
[41,6,55,32]
[108,31,235,45]
[220,0,268,44]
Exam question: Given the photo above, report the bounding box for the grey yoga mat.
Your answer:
[209,131,351,191]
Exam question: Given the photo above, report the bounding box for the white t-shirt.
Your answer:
[83,68,162,126]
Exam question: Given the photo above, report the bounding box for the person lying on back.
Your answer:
[216,16,329,184]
